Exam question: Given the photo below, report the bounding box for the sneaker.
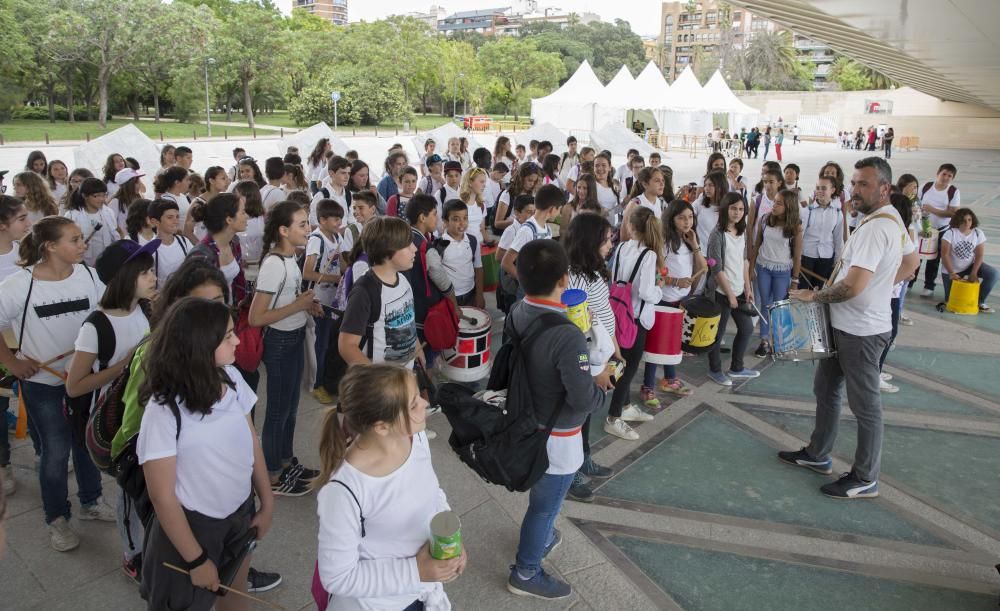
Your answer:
[754,342,769,357]
[310,387,336,405]
[659,378,692,396]
[727,368,760,379]
[48,517,80,552]
[289,457,319,481]
[879,379,899,393]
[122,554,142,584]
[566,472,594,503]
[604,417,639,441]
[2,464,15,496]
[639,386,661,409]
[425,428,438,440]
[507,566,572,600]
[708,370,732,386]
[79,496,116,521]
[247,567,282,593]
[542,528,562,559]
[271,468,312,497]
[980,304,995,314]
[620,404,654,422]
[579,455,614,479]
[820,470,879,499]
[920,288,933,298]
[899,314,914,326]
[777,448,833,475]
[879,372,893,381]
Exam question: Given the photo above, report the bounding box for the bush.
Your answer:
[11,105,110,121]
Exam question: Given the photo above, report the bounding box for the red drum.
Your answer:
[643,306,683,365]
[441,307,492,382]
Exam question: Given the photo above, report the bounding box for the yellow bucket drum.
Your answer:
[946,278,980,315]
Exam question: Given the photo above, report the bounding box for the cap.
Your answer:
[425,154,443,168]
[443,160,463,173]
[95,238,161,284]
[114,168,145,185]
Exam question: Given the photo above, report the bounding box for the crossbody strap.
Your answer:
[16,270,35,353]
[330,479,366,537]
[826,212,904,287]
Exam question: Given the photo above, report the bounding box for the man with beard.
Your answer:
[778,157,918,499]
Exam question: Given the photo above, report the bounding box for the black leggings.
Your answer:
[708,292,754,373]
[609,323,647,418]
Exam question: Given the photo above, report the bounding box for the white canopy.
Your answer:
[411,121,484,155]
[530,60,604,134]
[512,122,569,155]
[657,66,713,135]
[701,70,760,132]
[633,61,672,106]
[279,122,350,158]
[74,124,159,194]
[593,65,638,130]
[589,124,656,158]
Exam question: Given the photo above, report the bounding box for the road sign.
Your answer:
[331,91,341,102]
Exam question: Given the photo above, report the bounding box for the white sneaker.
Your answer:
[920,288,933,298]
[2,464,15,496]
[79,496,116,522]
[604,418,639,441]
[48,517,80,552]
[425,429,438,440]
[899,314,914,326]
[880,372,893,382]
[620,404,654,422]
[879,380,899,393]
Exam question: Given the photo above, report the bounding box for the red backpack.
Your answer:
[418,239,461,351]
[609,246,651,349]
[233,303,263,372]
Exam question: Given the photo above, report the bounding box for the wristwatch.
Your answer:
[182,549,209,571]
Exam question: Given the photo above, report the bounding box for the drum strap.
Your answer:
[826,211,906,287]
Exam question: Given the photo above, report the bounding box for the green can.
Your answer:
[429,511,462,560]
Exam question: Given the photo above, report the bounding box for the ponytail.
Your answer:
[260,200,302,260]
[629,207,664,271]
[19,216,74,267]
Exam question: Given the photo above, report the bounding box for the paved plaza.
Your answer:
[2,140,999,609]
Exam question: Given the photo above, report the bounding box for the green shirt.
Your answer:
[110,342,148,458]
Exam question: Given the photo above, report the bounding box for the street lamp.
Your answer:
[452,72,464,118]
[204,57,215,137]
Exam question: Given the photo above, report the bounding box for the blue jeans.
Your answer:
[515,471,575,576]
[313,315,333,389]
[21,381,103,523]
[941,263,997,305]
[755,264,793,341]
[262,326,306,475]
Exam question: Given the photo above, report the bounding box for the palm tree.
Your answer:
[735,30,797,89]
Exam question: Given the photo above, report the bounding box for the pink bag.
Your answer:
[609,247,651,349]
[312,561,329,611]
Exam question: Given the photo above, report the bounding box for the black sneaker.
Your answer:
[566,472,594,503]
[777,448,833,475]
[271,467,312,497]
[754,342,769,358]
[820,470,879,499]
[289,457,319,481]
[247,567,282,593]
[579,455,614,479]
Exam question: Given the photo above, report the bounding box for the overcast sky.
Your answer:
[276,0,662,37]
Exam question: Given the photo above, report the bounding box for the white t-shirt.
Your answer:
[465,200,485,243]
[341,272,417,368]
[154,235,191,287]
[830,206,914,336]
[161,192,191,230]
[138,366,255,519]
[595,183,619,213]
[441,233,482,297]
[662,242,693,303]
[941,227,986,273]
[341,221,363,255]
[695,203,719,251]
[74,307,149,397]
[221,257,240,297]
[0,265,104,385]
[0,242,19,284]
[239,216,265,265]
[316,432,449,609]
[498,219,522,250]
[52,182,68,202]
[64,206,119,266]
[613,240,660,330]
[435,185,462,223]
[484,178,502,210]
[260,184,286,212]
[256,254,308,331]
[309,185,349,227]
[718,232,747,297]
[305,230,341,307]
[109,199,129,234]
[921,184,961,230]
[509,217,552,253]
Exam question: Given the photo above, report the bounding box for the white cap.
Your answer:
[115,168,145,185]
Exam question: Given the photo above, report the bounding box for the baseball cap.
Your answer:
[95,238,161,284]
[114,168,145,185]
[425,154,443,168]
[443,160,463,174]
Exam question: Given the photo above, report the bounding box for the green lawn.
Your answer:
[0,119,256,143]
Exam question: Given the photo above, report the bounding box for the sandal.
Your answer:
[658,378,692,397]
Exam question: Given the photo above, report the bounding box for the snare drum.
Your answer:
[768,299,835,361]
[680,296,721,354]
[917,229,939,260]
[441,307,493,382]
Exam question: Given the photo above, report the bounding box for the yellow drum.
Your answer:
[946,278,980,315]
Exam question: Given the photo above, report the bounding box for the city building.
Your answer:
[794,34,836,90]
[437,7,514,36]
[295,0,348,25]
[437,2,601,37]
[401,5,449,28]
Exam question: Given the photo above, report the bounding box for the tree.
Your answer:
[731,30,797,90]
[477,37,564,119]
[828,57,872,91]
[0,0,30,120]
[216,2,287,129]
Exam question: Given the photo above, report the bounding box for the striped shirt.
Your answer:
[568,272,615,338]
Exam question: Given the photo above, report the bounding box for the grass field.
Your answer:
[0,119,257,143]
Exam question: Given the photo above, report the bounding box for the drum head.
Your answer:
[458,307,491,332]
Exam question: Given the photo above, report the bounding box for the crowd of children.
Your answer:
[0,135,993,608]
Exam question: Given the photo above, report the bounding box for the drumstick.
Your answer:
[162,563,288,610]
[800,268,828,285]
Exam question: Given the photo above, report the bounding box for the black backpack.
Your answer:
[297,232,326,292]
[437,311,574,492]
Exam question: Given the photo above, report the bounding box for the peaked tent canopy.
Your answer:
[530,60,605,134]
[280,122,350,159]
[589,124,657,158]
[658,66,713,136]
[633,61,672,106]
[593,65,642,130]
[512,122,570,155]
[701,70,760,132]
[74,124,160,194]
[411,121,485,156]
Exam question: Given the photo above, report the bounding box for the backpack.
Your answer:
[437,311,574,492]
[64,289,114,446]
[331,252,368,316]
[85,337,148,473]
[320,186,352,209]
[499,222,538,295]
[920,182,957,205]
[419,239,461,351]
[609,245,651,349]
[113,403,182,536]
[298,232,326,292]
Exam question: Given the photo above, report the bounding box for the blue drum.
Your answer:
[768,300,836,361]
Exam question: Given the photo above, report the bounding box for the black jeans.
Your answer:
[800,255,835,289]
[922,231,946,290]
[708,292,754,373]
[609,323,647,418]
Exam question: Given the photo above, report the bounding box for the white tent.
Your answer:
[279,122,350,158]
[634,61,672,107]
[701,71,760,131]
[512,122,569,155]
[411,121,484,157]
[658,66,713,136]
[74,124,160,194]
[530,60,605,134]
[589,124,656,158]
[592,65,637,130]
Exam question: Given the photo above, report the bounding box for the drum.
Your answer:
[481,244,499,292]
[441,307,493,382]
[917,229,938,260]
[768,300,835,361]
[680,296,721,354]
[946,278,980,315]
[643,306,684,365]
[560,288,590,332]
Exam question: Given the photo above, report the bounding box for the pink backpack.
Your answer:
[609,246,651,349]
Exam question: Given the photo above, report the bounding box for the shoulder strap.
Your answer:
[627,249,652,285]
[439,186,447,202]
[348,223,360,243]
[263,253,290,310]
[309,233,326,274]
[321,187,330,199]
[947,185,957,204]
[469,233,478,254]
[418,237,432,298]
[84,310,116,371]
[329,480,365,538]
[526,220,539,238]
[921,182,933,198]
[177,235,189,255]
[16,271,35,352]
[355,271,382,359]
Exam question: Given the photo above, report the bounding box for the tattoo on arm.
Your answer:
[813,281,852,304]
